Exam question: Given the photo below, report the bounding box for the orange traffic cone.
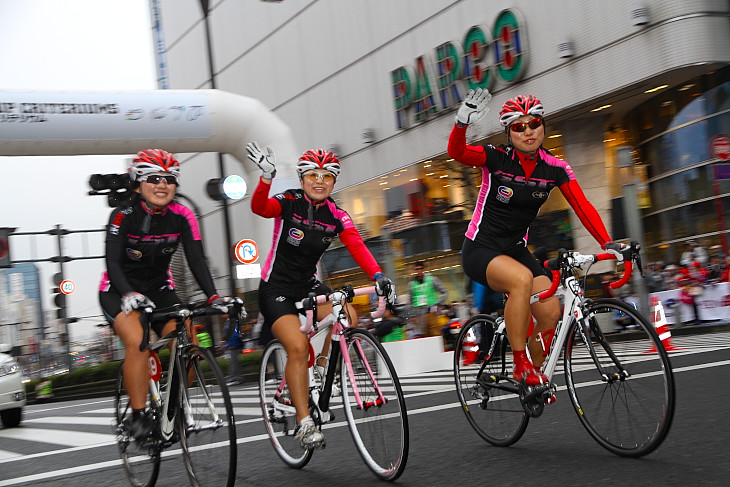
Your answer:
[644,296,682,353]
[462,328,479,365]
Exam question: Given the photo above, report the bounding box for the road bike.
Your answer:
[258,285,409,480]
[453,243,675,457]
[114,299,244,487]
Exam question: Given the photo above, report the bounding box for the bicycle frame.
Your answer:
[142,307,229,441]
[270,286,387,421]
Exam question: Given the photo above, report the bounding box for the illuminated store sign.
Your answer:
[391,9,527,130]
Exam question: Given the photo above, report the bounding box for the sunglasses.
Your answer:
[509,117,543,132]
[141,174,178,185]
[303,172,335,182]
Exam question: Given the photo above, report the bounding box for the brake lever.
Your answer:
[631,240,644,278]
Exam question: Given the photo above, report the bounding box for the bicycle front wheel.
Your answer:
[114,361,161,487]
[259,339,313,468]
[340,329,408,481]
[453,314,529,446]
[178,346,237,487]
[564,298,676,457]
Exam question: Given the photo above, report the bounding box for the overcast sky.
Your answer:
[0,0,157,341]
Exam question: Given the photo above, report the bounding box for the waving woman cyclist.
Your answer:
[448,90,625,387]
[246,142,396,449]
[99,149,236,443]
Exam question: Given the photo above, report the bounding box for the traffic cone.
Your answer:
[462,328,479,365]
[644,296,682,353]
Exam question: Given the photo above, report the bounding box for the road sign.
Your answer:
[59,279,76,295]
[233,239,259,264]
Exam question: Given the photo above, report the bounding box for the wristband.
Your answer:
[372,272,385,281]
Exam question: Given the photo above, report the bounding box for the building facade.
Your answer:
[153,0,730,305]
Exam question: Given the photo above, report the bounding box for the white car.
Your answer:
[0,344,25,428]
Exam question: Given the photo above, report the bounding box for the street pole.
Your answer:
[199,0,237,297]
[52,224,72,371]
[617,147,649,314]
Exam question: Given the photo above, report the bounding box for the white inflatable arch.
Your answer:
[0,89,298,179]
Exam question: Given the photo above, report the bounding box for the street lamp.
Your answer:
[198,0,237,297]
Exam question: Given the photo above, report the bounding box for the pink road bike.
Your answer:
[258,284,409,481]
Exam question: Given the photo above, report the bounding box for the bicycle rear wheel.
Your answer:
[114,361,161,487]
[453,314,529,446]
[564,298,675,457]
[179,346,237,487]
[340,329,408,481]
[258,339,313,468]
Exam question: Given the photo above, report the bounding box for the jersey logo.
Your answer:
[162,247,176,255]
[287,228,304,246]
[496,186,513,204]
[275,296,286,302]
[322,236,335,244]
[532,191,549,199]
[126,248,143,260]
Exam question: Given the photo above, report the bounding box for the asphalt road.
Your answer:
[1,331,728,487]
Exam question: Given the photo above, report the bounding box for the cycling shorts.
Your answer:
[461,237,546,289]
[257,279,332,345]
[99,287,181,336]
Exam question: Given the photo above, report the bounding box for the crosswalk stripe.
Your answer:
[0,427,112,447]
[24,416,115,426]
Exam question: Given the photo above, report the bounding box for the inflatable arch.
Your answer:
[0,89,298,178]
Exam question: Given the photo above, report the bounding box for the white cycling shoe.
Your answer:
[294,416,324,449]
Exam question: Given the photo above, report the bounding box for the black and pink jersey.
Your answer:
[252,179,381,289]
[448,124,611,250]
[467,144,574,250]
[99,199,217,298]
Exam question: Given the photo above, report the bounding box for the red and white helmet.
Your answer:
[499,95,545,127]
[296,149,341,178]
[129,149,180,183]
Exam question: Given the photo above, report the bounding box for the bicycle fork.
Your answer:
[575,308,630,383]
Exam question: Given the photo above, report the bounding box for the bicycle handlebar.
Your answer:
[539,241,642,300]
[297,285,388,335]
[138,299,245,351]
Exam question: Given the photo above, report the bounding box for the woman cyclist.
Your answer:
[99,149,235,442]
[448,89,625,387]
[246,141,396,449]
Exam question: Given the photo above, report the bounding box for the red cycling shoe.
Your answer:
[512,361,548,386]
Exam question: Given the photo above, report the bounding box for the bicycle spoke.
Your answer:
[179,346,237,487]
[114,361,161,487]
[453,315,529,447]
[341,329,408,481]
[564,299,675,457]
[259,340,313,468]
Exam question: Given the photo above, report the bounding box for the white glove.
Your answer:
[246,141,277,180]
[374,274,397,305]
[121,292,156,314]
[455,88,492,126]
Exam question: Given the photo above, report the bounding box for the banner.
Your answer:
[0,92,211,141]
[625,282,730,324]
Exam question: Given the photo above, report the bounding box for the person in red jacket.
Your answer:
[246,142,396,449]
[448,89,625,387]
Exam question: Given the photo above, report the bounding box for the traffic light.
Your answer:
[52,286,66,320]
[88,173,132,207]
[206,175,247,201]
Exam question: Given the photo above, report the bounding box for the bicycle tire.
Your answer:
[114,361,161,487]
[178,346,237,487]
[453,314,529,446]
[259,339,313,468]
[564,298,676,457]
[340,328,409,481]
